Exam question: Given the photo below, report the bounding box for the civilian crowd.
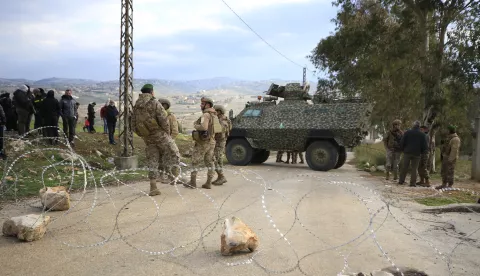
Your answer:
[0,85,120,159]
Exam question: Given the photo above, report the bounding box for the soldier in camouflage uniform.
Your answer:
[436,125,461,189]
[131,84,183,196]
[382,119,403,180]
[184,97,218,189]
[157,97,180,184]
[212,104,231,185]
[417,125,431,187]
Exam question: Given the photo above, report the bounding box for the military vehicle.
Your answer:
[225,82,373,171]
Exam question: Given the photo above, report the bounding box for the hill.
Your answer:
[0,77,317,95]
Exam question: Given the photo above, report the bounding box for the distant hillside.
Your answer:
[0,77,317,96]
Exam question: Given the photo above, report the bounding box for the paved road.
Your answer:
[0,153,479,275]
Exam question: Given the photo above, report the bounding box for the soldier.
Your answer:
[436,125,461,189]
[417,126,431,187]
[212,104,231,185]
[131,84,183,196]
[184,97,218,189]
[298,152,304,164]
[157,97,179,184]
[382,119,403,181]
[276,151,284,163]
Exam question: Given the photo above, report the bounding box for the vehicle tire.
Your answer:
[251,150,270,164]
[306,140,339,171]
[226,138,254,166]
[334,146,347,169]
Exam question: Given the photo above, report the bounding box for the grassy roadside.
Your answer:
[352,142,478,206]
[0,129,208,200]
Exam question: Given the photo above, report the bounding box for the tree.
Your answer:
[308,0,480,168]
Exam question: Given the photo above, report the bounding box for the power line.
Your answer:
[219,0,315,73]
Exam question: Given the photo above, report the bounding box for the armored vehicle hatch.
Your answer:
[225,82,373,171]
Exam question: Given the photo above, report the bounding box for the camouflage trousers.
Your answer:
[418,153,430,179]
[192,140,215,178]
[441,158,457,186]
[213,139,226,172]
[385,149,401,176]
[146,138,181,180]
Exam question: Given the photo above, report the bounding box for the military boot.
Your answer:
[299,152,304,164]
[416,177,425,186]
[424,177,431,187]
[148,179,161,196]
[183,171,197,189]
[385,171,390,180]
[393,171,398,181]
[202,174,213,189]
[169,166,187,185]
[212,171,227,186]
[212,170,221,185]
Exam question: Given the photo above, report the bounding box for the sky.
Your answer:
[0,0,337,81]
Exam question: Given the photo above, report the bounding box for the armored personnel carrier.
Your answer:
[225,82,373,171]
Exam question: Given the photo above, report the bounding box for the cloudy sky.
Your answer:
[0,0,337,81]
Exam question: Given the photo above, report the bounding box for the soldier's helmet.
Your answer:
[158,98,171,109]
[201,97,214,106]
[213,105,226,114]
[392,119,402,125]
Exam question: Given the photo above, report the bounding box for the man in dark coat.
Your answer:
[12,85,33,136]
[33,88,46,134]
[59,89,77,145]
[105,100,118,145]
[0,93,16,131]
[398,120,428,186]
[40,90,62,145]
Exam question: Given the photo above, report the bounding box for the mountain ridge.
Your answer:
[0,77,318,95]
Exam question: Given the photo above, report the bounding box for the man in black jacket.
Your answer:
[41,90,62,145]
[0,93,16,131]
[105,100,118,145]
[398,120,428,186]
[33,88,46,135]
[12,85,33,136]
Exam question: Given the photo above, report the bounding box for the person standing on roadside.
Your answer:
[59,89,77,146]
[382,119,403,181]
[105,100,118,145]
[398,120,428,187]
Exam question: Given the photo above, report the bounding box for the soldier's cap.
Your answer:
[201,97,214,106]
[392,119,401,125]
[213,104,226,113]
[158,97,171,108]
[448,125,457,132]
[141,83,154,92]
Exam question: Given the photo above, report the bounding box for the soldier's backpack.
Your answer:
[132,98,160,137]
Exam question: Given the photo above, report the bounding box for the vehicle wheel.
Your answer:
[334,146,347,169]
[306,141,339,171]
[251,150,270,164]
[226,139,254,166]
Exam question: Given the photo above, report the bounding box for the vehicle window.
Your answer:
[242,109,262,117]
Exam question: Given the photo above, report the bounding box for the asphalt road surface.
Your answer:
[0,153,479,276]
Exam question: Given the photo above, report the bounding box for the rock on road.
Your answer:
[0,153,478,276]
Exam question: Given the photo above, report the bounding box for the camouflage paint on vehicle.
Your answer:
[226,82,373,171]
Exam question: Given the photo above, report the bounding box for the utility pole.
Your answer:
[116,0,137,169]
[302,67,307,87]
